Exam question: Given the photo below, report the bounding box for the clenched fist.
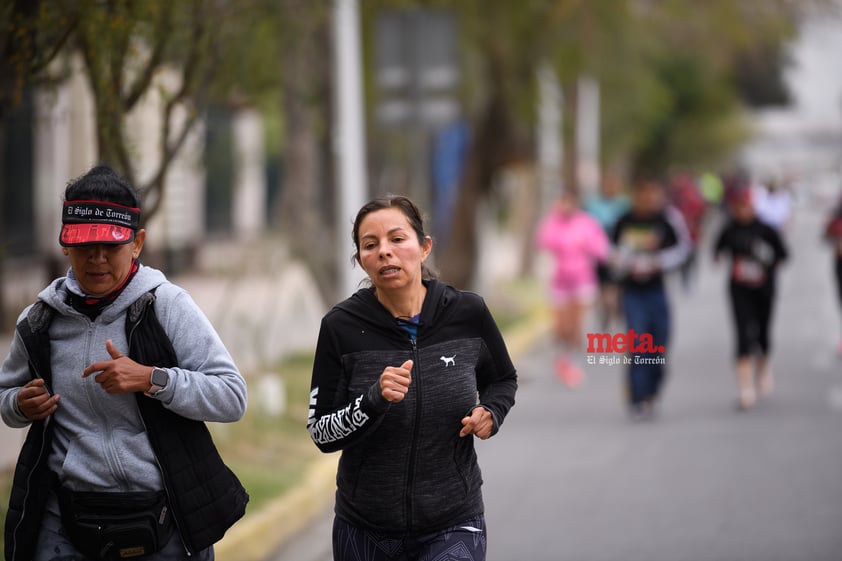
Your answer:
[380,360,413,403]
[460,406,493,439]
[17,378,59,421]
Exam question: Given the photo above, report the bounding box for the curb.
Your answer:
[215,303,551,561]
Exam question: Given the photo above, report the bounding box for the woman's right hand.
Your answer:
[380,360,413,403]
[18,378,60,420]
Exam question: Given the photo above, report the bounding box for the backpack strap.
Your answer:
[15,300,56,388]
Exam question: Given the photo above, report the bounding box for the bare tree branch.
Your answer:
[140,0,215,225]
[123,2,174,111]
[28,17,79,76]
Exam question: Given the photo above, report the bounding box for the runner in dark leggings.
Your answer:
[714,188,788,410]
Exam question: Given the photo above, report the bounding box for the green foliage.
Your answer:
[628,54,750,176]
[363,0,799,178]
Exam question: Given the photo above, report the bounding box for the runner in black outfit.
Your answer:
[714,188,788,410]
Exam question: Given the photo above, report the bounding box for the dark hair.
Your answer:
[352,194,437,280]
[64,164,141,209]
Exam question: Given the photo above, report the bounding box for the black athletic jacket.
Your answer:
[612,207,692,290]
[713,218,788,290]
[307,279,517,535]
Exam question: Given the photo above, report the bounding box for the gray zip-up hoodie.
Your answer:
[0,265,246,492]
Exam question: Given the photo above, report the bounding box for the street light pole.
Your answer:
[333,0,368,300]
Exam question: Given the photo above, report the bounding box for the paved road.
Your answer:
[269,203,842,561]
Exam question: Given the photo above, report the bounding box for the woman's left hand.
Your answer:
[82,339,152,394]
[460,406,493,439]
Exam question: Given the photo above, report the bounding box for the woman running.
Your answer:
[307,195,517,561]
[714,187,788,410]
[537,189,610,387]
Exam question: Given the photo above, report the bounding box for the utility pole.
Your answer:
[332,0,368,299]
[577,76,600,200]
[536,62,562,208]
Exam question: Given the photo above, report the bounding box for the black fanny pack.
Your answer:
[57,487,174,560]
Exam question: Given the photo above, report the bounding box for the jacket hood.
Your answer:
[37,264,168,322]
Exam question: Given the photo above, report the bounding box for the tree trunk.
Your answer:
[274,2,335,302]
[437,86,514,289]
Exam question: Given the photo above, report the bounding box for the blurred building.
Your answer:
[740,4,842,197]
[0,54,267,270]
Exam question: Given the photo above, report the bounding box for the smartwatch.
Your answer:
[146,367,169,397]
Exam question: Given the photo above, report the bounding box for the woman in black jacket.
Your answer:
[307,195,517,561]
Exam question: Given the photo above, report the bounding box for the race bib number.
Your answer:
[733,257,766,285]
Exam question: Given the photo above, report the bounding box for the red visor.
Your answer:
[60,200,140,246]
[60,223,136,246]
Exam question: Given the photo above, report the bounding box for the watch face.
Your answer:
[152,368,168,387]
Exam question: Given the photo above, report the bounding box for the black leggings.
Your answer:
[729,283,775,358]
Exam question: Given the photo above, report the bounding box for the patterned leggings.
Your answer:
[332,515,487,561]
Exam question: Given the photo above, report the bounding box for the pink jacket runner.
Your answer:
[536,208,610,289]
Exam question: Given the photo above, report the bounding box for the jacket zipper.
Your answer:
[129,304,193,557]
[87,321,131,491]
[405,337,421,532]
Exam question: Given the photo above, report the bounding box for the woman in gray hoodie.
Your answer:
[0,165,248,561]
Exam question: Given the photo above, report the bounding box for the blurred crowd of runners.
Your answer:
[536,167,842,419]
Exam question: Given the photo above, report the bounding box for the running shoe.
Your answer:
[565,363,584,388]
[629,402,654,422]
[757,369,775,397]
[737,387,757,411]
[554,356,583,388]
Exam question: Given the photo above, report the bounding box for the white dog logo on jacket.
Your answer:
[440,355,456,367]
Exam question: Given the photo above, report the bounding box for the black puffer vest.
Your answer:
[4,290,248,561]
